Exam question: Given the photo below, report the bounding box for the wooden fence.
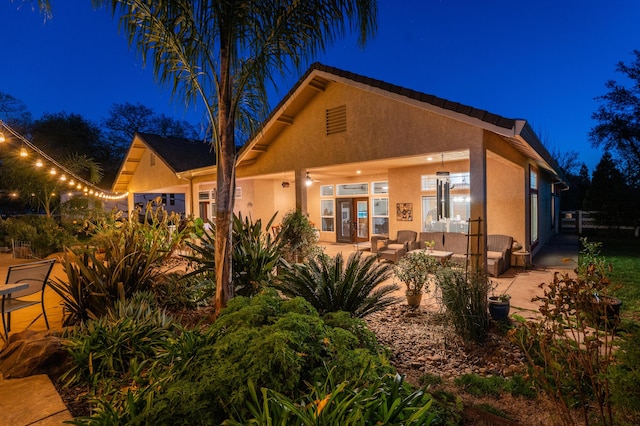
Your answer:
[561,210,636,234]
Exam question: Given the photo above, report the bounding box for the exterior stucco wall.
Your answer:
[128,148,186,192]
[238,83,480,178]
[486,154,525,246]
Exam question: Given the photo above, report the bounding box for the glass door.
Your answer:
[336,198,369,243]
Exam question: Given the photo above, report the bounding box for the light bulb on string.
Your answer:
[68,179,75,186]
[20,148,28,158]
[35,158,43,168]
[60,175,66,181]
[49,167,56,175]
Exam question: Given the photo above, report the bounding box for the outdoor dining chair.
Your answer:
[1,258,56,339]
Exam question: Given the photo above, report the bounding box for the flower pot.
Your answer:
[585,296,622,328]
[406,292,422,308]
[488,296,510,321]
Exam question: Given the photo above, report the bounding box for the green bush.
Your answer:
[226,373,437,425]
[62,292,179,387]
[454,374,536,399]
[435,268,491,343]
[184,212,282,296]
[510,265,620,425]
[278,208,319,263]
[0,215,75,256]
[152,272,215,311]
[50,204,184,325]
[135,290,393,425]
[277,251,400,318]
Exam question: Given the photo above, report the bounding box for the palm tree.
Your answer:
[90,0,378,313]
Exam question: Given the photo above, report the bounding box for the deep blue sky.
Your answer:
[3,0,640,172]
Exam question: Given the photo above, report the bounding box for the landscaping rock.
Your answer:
[0,329,71,381]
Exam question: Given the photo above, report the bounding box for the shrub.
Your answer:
[277,251,400,318]
[278,208,319,263]
[152,272,215,311]
[226,373,437,425]
[184,212,281,296]
[50,203,183,325]
[135,290,393,424]
[62,292,178,387]
[0,215,75,256]
[510,266,620,425]
[435,268,491,343]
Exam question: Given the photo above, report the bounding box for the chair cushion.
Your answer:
[387,243,405,251]
[376,240,388,251]
[487,250,503,260]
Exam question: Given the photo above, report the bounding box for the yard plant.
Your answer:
[277,251,400,318]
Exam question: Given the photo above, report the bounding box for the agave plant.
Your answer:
[277,251,400,318]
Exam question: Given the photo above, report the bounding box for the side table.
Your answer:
[513,250,531,272]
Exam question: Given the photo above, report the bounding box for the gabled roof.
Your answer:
[138,133,214,172]
[237,63,564,182]
[111,133,214,192]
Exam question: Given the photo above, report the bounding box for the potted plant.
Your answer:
[424,240,436,253]
[488,293,511,321]
[394,251,439,307]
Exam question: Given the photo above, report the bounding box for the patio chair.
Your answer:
[487,234,514,276]
[1,258,56,339]
[377,230,417,263]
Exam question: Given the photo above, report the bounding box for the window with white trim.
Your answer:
[372,197,389,235]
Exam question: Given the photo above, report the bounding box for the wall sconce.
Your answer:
[305,172,313,186]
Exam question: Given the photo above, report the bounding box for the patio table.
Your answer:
[423,249,453,264]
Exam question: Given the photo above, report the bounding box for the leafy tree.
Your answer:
[0,91,32,133]
[102,101,199,161]
[561,163,591,211]
[584,151,634,228]
[591,50,640,187]
[94,0,378,313]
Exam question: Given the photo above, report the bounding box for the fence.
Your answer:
[561,210,636,234]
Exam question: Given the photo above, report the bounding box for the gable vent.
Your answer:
[326,105,347,135]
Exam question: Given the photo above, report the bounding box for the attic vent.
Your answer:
[325,105,347,135]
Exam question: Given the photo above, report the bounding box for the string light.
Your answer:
[0,120,128,200]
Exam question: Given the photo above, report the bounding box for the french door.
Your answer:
[336,197,369,243]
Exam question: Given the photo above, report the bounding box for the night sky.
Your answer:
[3,0,640,172]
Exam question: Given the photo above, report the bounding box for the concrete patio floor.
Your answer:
[0,233,579,424]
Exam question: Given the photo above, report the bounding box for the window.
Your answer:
[321,200,335,232]
[371,198,389,235]
[320,185,334,197]
[530,167,539,244]
[372,182,389,195]
[337,183,368,196]
[421,172,470,233]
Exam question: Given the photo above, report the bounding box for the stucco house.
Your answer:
[112,63,567,271]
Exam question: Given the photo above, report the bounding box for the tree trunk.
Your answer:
[214,41,236,315]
